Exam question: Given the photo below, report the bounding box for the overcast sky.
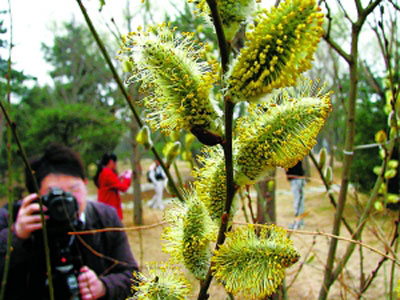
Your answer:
[1,0,180,86]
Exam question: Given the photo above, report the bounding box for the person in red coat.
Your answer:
[94,153,132,220]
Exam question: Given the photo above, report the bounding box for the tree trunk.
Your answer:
[130,117,143,225]
[257,169,277,224]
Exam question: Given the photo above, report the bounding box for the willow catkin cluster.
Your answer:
[227,0,324,103]
[118,23,222,142]
[162,190,217,280]
[189,0,259,42]
[129,263,191,300]
[211,224,300,299]
[234,79,332,185]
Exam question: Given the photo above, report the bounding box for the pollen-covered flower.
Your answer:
[234,79,332,185]
[189,0,258,42]
[119,23,223,144]
[129,263,191,300]
[193,146,236,223]
[162,189,217,280]
[211,224,300,299]
[227,0,325,103]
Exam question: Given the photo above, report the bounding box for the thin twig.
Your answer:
[309,152,354,235]
[286,236,317,290]
[75,0,184,202]
[0,1,14,298]
[0,3,54,298]
[68,221,167,235]
[233,222,399,265]
[361,214,400,294]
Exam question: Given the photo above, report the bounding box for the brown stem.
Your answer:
[319,3,383,299]
[197,1,234,298]
[309,152,354,234]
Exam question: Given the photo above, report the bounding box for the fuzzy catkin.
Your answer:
[227,0,325,103]
[162,190,217,280]
[118,24,222,138]
[234,80,332,185]
[212,224,300,299]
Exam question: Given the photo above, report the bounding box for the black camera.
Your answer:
[40,187,79,235]
[42,187,82,300]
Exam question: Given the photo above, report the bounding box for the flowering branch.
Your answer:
[76,0,184,202]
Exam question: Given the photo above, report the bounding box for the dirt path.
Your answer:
[116,165,396,300]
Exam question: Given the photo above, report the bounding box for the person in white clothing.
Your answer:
[147,160,167,210]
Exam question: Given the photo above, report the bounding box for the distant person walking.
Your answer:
[147,160,166,210]
[285,160,306,229]
[94,153,132,220]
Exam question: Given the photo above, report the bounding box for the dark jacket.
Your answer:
[286,161,305,180]
[0,201,138,300]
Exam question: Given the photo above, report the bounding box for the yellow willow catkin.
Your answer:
[227,0,325,103]
[234,79,332,185]
[193,146,232,224]
[162,189,217,280]
[189,0,258,42]
[129,263,191,300]
[118,23,222,138]
[212,224,300,299]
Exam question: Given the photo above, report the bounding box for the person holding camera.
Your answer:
[0,144,139,300]
[93,153,132,220]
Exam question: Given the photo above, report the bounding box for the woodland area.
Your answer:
[1,0,400,299]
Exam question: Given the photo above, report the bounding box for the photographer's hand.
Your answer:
[78,266,106,300]
[14,193,48,239]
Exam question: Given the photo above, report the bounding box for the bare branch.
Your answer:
[388,0,400,11]
[233,222,400,265]
[323,36,352,65]
[338,0,355,23]
[360,61,385,101]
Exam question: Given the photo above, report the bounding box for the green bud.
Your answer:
[384,169,397,179]
[374,201,384,212]
[166,178,176,196]
[375,130,387,144]
[388,160,399,169]
[170,130,180,142]
[373,166,383,176]
[267,180,275,192]
[122,59,134,73]
[184,133,196,148]
[387,193,399,203]
[378,183,387,194]
[165,141,181,165]
[379,148,386,160]
[182,150,192,162]
[136,125,152,149]
[319,148,326,169]
[325,166,332,184]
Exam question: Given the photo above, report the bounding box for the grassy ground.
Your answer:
[114,158,399,300]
